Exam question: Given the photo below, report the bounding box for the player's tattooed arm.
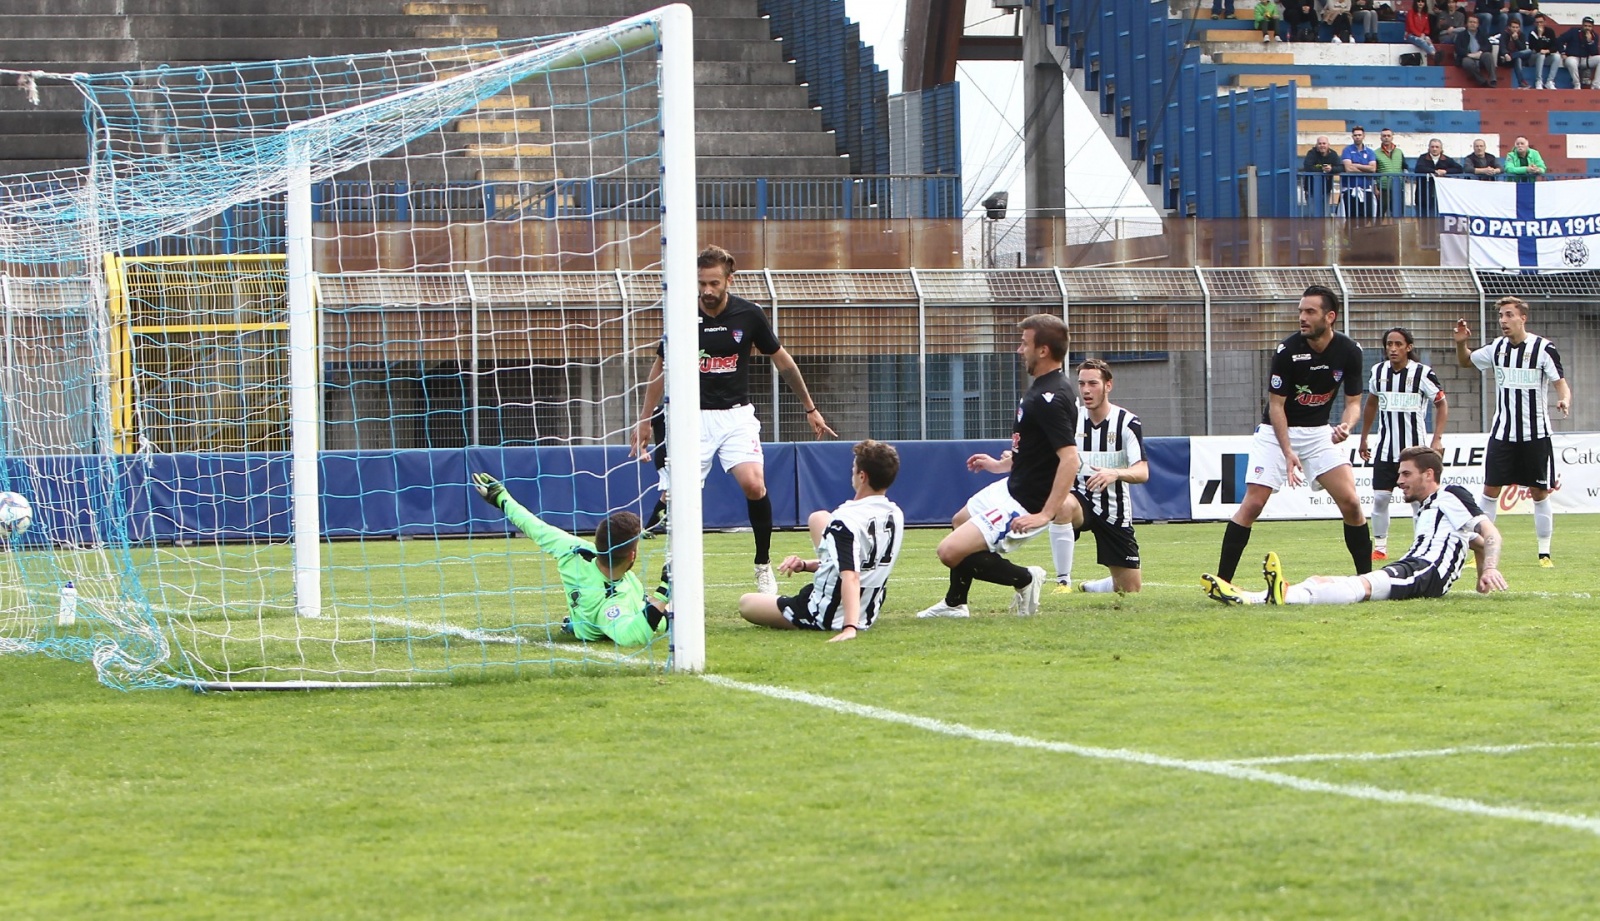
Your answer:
[770,347,837,439]
[1472,518,1507,592]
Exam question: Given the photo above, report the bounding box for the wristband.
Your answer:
[805,407,819,415]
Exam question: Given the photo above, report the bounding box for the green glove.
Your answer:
[471,473,507,510]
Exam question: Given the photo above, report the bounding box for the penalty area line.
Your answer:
[702,674,1600,838]
[1220,741,1600,766]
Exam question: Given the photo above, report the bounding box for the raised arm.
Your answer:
[1453,319,1476,368]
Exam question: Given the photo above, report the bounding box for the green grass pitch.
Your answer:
[4,514,1600,918]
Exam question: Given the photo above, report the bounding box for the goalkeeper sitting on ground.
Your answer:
[472,473,669,646]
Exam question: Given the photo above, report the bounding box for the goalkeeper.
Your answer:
[472,473,669,646]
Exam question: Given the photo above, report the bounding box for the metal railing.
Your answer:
[1292,171,1595,220]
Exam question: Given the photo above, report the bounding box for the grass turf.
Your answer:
[3,514,1600,918]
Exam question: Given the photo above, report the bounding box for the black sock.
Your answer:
[944,562,974,607]
[748,494,773,565]
[645,497,668,531]
[1345,522,1373,575]
[963,550,1033,588]
[1218,520,1252,582]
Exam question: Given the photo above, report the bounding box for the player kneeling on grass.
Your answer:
[472,473,669,646]
[738,440,904,643]
[1201,446,1507,606]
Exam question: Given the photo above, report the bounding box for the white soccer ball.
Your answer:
[0,491,34,539]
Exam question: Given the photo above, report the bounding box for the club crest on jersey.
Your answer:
[732,330,744,344]
[1333,370,1343,382]
[1271,374,1283,389]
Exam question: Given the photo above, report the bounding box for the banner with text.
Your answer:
[1189,433,1600,520]
[1437,176,1600,270]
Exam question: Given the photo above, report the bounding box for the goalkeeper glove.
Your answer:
[471,472,507,510]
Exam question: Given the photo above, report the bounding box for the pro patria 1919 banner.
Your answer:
[1436,176,1600,270]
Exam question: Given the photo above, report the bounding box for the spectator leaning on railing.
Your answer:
[1406,0,1437,60]
[1562,16,1600,89]
[1499,18,1535,88]
[1301,135,1343,215]
[1257,0,1284,40]
[1455,14,1500,85]
[1464,137,1503,179]
[1412,138,1463,217]
[1341,127,1379,219]
[1375,128,1407,216]
[1503,136,1546,181]
[1529,14,1563,88]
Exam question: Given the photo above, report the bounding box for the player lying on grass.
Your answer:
[1201,446,1507,605]
[738,440,905,642]
[472,473,669,646]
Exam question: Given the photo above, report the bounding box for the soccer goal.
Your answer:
[0,5,704,688]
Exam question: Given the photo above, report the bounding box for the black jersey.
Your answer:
[1008,367,1078,513]
[1263,331,1365,427]
[659,294,781,410]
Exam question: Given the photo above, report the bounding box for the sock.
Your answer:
[1534,498,1553,555]
[748,494,773,565]
[944,562,974,607]
[1300,577,1367,605]
[1371,492,1391,544]
[1478,492,1499,523]
[645,496,668,531]
[1218,520,1253,582]
[1081,577,1116,593]
[963,550,1033,588]
[1345,522,1373,575]
[1049,523,1076,583]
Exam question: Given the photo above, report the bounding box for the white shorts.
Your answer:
[659,404,763,492]
[963,479,1048,553]
[1245,424,1350,491]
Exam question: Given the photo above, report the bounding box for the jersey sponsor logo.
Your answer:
[1378,392,1424,413]
[1293,353,1312,361]
[1494,366,1544,389]
[1079,450,1128,470]
[703,325,727,333]
[700,355,739,373]
[1271,374,1283,389]
[1293,384,1333,407]
[1310,363,1329,371]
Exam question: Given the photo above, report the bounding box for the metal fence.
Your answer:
[5,266,1598,455]
[1292,172,1596,221]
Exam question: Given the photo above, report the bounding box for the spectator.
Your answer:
[1212,0,1237,19]
[1475,0,1507,42]
[1286,0,1321,40]
[1257,0,1284,40]
[1529,14,1563,88]
[1463,137,1503,179]
[1510,0,1539,32]
[1434,0,1467,45]
[1455,14,1499,85]
[1503,135,1547,180]
[1562,16,1600,89]
[1353,0,1381,40]
[1498,18,1535,87]
[1340,126,1379,219]
[1412,138,1463,216]
[1375,128,1407,216]
[1301,135,1343,215]
[1320,0,1355,41]
[1406,0,1437,60]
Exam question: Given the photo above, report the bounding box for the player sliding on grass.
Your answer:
[471,473,669,646]
[738,440,904,642]
[1202,446,1506,606]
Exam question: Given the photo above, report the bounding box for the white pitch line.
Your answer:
[701,674,1600,838]
[1222,741,1600,766]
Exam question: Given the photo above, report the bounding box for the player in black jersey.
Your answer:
[630,245,835,595]
[916,314,1078,619]
[1215,285,1372,583]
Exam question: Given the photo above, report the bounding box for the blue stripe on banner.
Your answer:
[1517,182,1538,269]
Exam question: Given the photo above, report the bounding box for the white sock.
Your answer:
[1049,523,1076,584]
[1478,493,1499,523]
[1534,498,1553,554]
[1371,492,1391,545]
[1296,577,1367,605]
[1081,576,1115,593]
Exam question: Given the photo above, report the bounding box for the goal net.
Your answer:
[0,5,704,689]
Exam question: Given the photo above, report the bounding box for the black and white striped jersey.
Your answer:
[1073,403,1145,529]
[1400,484,1484,591]
[1365,360,1445,463]
[807,495,905,629]
[1469,335,1565,442]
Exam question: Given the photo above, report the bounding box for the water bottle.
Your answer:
[57,581,77,627]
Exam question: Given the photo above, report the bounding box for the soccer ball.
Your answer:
[0,492,34,539]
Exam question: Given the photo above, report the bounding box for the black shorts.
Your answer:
[1372,459,1401,492]
[776,583,841,631]
[650,407,667,472]
[1073,490,1141,570]
[1484,437,1554,490]
[1381,556,1452,601]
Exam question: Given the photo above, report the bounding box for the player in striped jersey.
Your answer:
[1358,327,1450,561]
[739,440,904,642]
[1202,447,1507,605]
[1049,359,1147,594]
[1453,296,1572,566]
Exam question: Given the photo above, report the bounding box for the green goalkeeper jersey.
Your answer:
[499,494,665,647]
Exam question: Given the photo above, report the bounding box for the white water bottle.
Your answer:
[57,581,77,627]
